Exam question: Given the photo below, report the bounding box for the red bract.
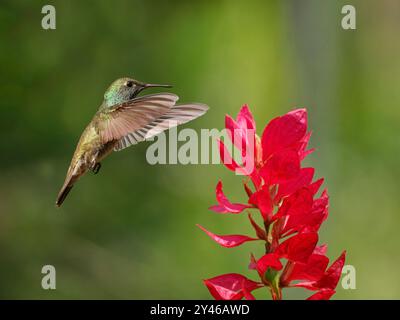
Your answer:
[209,181,252,214]
[307,289,335,300]
[255,253,283,276]
[199,106,347,300]
[294,251,347,291]
[259,148,301,184]
[248,185,273,221]
[276,232,318,263]
[196,224,258,248]
[204,273,262,300]
[225,105,255,159]
[261,108,308,160]
[274,167,315,204]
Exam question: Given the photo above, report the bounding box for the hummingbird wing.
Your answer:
[98,93,179,143]
[113,102,209,151]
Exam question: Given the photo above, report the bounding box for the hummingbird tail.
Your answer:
[56,184,73,207]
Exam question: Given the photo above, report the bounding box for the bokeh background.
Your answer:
[0,0,399,299]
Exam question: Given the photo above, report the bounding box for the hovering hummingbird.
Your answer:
[56,77,208,207]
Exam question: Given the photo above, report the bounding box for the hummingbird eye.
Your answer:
[125,81,134,88]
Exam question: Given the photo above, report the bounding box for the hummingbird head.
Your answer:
[103,77,172,107]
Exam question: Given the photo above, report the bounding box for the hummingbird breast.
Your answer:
[69,122,116,178]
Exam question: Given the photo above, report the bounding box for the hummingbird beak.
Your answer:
[142,83,173,89]
[134,81,173,96]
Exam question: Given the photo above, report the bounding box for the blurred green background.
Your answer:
[0,0,399,299]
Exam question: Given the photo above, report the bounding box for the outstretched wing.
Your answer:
[98,93,179,143]
[114,103,209,151]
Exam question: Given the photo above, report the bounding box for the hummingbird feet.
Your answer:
[92,163,101,174]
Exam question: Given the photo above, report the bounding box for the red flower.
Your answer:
[209,181,252,214]
[204,273,262,300]
[276,232,319,263]
[196,224,258,248]
[259,148,301,184]
[280,245,331,287]
[294,251,347,291]
[225,104,255,159]
[274,167,316,204]
[261,108,308,160]
[307,289,336,300]
[219,105,262,183]
[248,185,273,221]
[255,253,283,276]
[199,106,347,300]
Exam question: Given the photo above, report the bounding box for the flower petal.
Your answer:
[225,106,256,160]
[306,289,335,300]
[308,178,324,196]
[260,148,301,184]
[261,108,307,160]
[248,185,273,221]
[285,254,330,283]
[274,168,315,203]
[209,181,251,214]
[225,115,243,154]
[276,187,314,219]
[218,139,241,172]
[256,253,283,276]
[242,279,256,300]
[294,251,346,291]
[276,232,318,263]
[237,104,255,131]
[196,224,258,248]
[297,131,313,160]
[204,273,262,300]
[315,251,346,290]
[314,244,328,255]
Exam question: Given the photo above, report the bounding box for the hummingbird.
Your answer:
[56,77,208,207]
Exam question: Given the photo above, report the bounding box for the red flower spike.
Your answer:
[201,105,346,301]
[204,273,262,300]
[276,232,318,263]
[306,289,335,300]
[196,224,258,248]
[261,108,307,160]
[209,181,251,214]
